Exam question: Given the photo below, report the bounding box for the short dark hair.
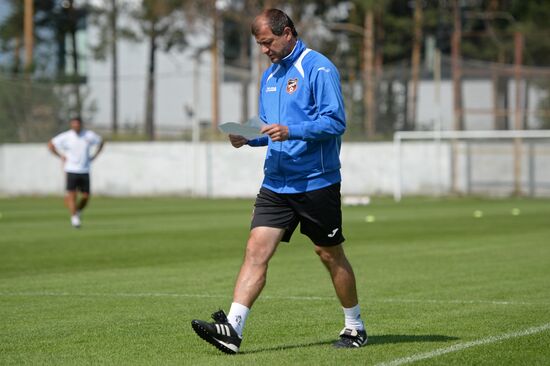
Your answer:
[69,116,82,123]
[251,9,298,37]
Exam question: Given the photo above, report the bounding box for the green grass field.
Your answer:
[1,196,549,365]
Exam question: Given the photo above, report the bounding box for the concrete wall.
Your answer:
[1,141,549,198]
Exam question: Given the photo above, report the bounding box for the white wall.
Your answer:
[0,142,267,197]
[2,141,549,198]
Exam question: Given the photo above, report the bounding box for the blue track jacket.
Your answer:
[247,40,346,193]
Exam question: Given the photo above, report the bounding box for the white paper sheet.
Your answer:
[218,117,266,139]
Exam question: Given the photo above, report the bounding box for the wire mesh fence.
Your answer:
[0,74,63,143]
[1,55,550,143]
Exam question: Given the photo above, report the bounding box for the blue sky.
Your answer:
[0,0,11,65]
[0,1,11,24]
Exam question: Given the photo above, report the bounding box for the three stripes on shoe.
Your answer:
[215,323,232,337]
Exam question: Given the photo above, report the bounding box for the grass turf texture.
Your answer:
[0,196,549,365]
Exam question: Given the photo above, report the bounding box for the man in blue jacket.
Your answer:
[192,9,367,353]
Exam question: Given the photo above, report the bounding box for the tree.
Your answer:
[0,0,57,75]
[510,0,550,67]
[131,0,188,140]
[0,1,63,142]
[350,0,390,137]
[89,0,136,135]
[509,0,550,128]
[57,0,87,115]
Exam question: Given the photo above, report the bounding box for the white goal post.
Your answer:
[393,129,550,201]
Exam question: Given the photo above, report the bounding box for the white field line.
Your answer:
[0,291,547,306]
[375,323,550,366]
[0,291,328,301]
[377,298,543,306]
[0,291,227,299]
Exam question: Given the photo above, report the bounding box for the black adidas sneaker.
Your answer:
[333,327,368,348]
[191,310,242,354]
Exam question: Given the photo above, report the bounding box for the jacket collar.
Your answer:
[279,39,306,68]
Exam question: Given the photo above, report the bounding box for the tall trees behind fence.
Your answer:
[1,0,550,143]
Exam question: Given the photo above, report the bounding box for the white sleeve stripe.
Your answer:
[293,48,312,78]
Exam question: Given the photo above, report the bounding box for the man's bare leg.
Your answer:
[65,191,78,216]
[315,244,367,348]
[78,192,90,213]
[233,226,284,307]
[65,191,81,227]
[191,226,284,353]
[315,243,367,347]
[221,226,284,338]
[314,244,358,308]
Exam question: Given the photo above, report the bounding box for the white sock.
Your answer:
[227,302,249,338]
[343,304,365,331]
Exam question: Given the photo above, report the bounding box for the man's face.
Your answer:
[70,119,82,133]
[254,20,294,64]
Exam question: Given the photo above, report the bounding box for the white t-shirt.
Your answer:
[51,129,102,173]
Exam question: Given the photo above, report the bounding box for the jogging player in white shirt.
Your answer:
[48,117,104,228]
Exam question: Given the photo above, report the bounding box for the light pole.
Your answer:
[24,0,34,74]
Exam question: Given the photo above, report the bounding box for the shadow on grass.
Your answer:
[241,334,458,354]
[241,340,334,354]
[368,334,459,345]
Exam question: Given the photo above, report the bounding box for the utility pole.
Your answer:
[110,0,119,134]
[240,20,250,124]
[24,0,34,74]
[513,31,524,196]
[408,0,423,131]
[451,0,463,131]
[363,9,375,139]
[211,1,220,132]
[64,0,82,115]
[20,0,34,142]
[451,0,463,194]
[145,21,156,141]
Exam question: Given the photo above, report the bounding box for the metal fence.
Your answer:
[1,55,550,143]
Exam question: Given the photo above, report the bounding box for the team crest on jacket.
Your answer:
[286,78,298,94]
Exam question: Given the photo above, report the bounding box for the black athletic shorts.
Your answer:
[66,172,90,193]
[250,183,345,246]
